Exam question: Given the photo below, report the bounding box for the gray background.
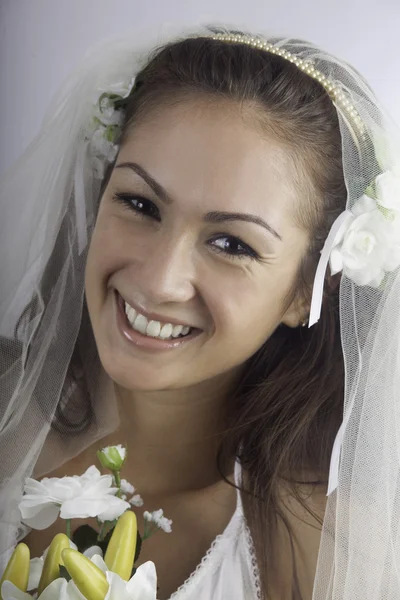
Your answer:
[1,0,399,175]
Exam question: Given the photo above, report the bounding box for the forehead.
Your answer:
[117,98,300,228]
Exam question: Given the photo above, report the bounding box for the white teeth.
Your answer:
[127,306,137,323]
[134,313,147,335]
[124,303,137,324]
[159,323,173,339]
[123,301,192,340]
[146,320,161,337]
[172,325,183,338]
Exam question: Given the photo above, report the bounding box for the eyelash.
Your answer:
[113,192,161,221]
[112,192,261,261]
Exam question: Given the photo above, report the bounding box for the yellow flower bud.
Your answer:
[0,543,30,598]
[61,548,109,600]
[37,533,70,595]
[104,510,137,580]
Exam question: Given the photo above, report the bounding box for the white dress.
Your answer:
[168,461,261,599]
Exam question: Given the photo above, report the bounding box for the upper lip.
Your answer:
[117,291,201,330]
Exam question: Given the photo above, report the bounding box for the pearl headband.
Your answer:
[210,32,366,140]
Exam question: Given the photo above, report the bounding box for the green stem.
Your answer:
[114,470,121,487]
[66,519,72,539]
[98,522,108,542]
[142,521,158,542]
[113,470,122,497]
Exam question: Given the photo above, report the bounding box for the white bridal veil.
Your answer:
[1,25,400,599]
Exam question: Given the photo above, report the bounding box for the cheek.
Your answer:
[204,270,284,342]
[86,211,141,285]
[203,260,299,368]
[85,214,124,314]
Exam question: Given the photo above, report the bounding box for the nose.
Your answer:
[132,232,197,306]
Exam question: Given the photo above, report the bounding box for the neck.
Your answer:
[108,372,239,496]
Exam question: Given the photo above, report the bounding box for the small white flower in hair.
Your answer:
[98,75,136,100]
[94,96,124,128]
[88,75,136,168]
[90,128,116,159]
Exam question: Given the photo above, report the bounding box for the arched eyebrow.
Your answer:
[204,211,282,241]
[115,161,282,241]
[115,162,172,205]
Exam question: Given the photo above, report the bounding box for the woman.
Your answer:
[1,27,400,600]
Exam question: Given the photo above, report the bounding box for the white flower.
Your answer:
[61,467,130,522]
[144,509,172,533]
[120,480,144,507]
[1,579,82,600]
[1,581,32,600]
[129,494,144,508]
[40,579,85,600]
[81,545,103,560]
[19,466,130,529]
[36,577,85,600]
[88,76,135,163]
[120,479,134,495]
[90,555,157,600]
[329,194,400,286]
[107,562,157,600]
[97,76,136,101]
[28,556,45,591]
[94,97,123,127]
[90,128,116,158]
[375,168,400,211]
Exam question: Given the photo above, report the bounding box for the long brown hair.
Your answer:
[115,33,346,598]
[44,32,346,598]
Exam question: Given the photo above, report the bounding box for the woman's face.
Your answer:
[85,98,310,392]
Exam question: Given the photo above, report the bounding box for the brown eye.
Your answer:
[209,235,259,260]
[113,193,161,222]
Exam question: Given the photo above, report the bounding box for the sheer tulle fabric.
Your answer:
[1,26,400,599]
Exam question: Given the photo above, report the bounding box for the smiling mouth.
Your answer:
[114,291,201,347]
[123,300,193,341]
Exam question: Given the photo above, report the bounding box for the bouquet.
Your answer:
[0,445,172,600]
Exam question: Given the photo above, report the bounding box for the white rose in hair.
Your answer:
[90,127,115,157]
[329,195,400,287]
[375,168,400,211]
[19,466,130,530]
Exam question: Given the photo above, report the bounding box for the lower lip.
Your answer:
[114,291,201,351]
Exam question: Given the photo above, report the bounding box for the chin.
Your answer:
[98,353,180,393]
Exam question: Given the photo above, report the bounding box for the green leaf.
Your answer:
[377,204,395,220]
[365,182,376,199]
[59,564,72,582]
[72,524,99,553]
[134,530,142,563]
